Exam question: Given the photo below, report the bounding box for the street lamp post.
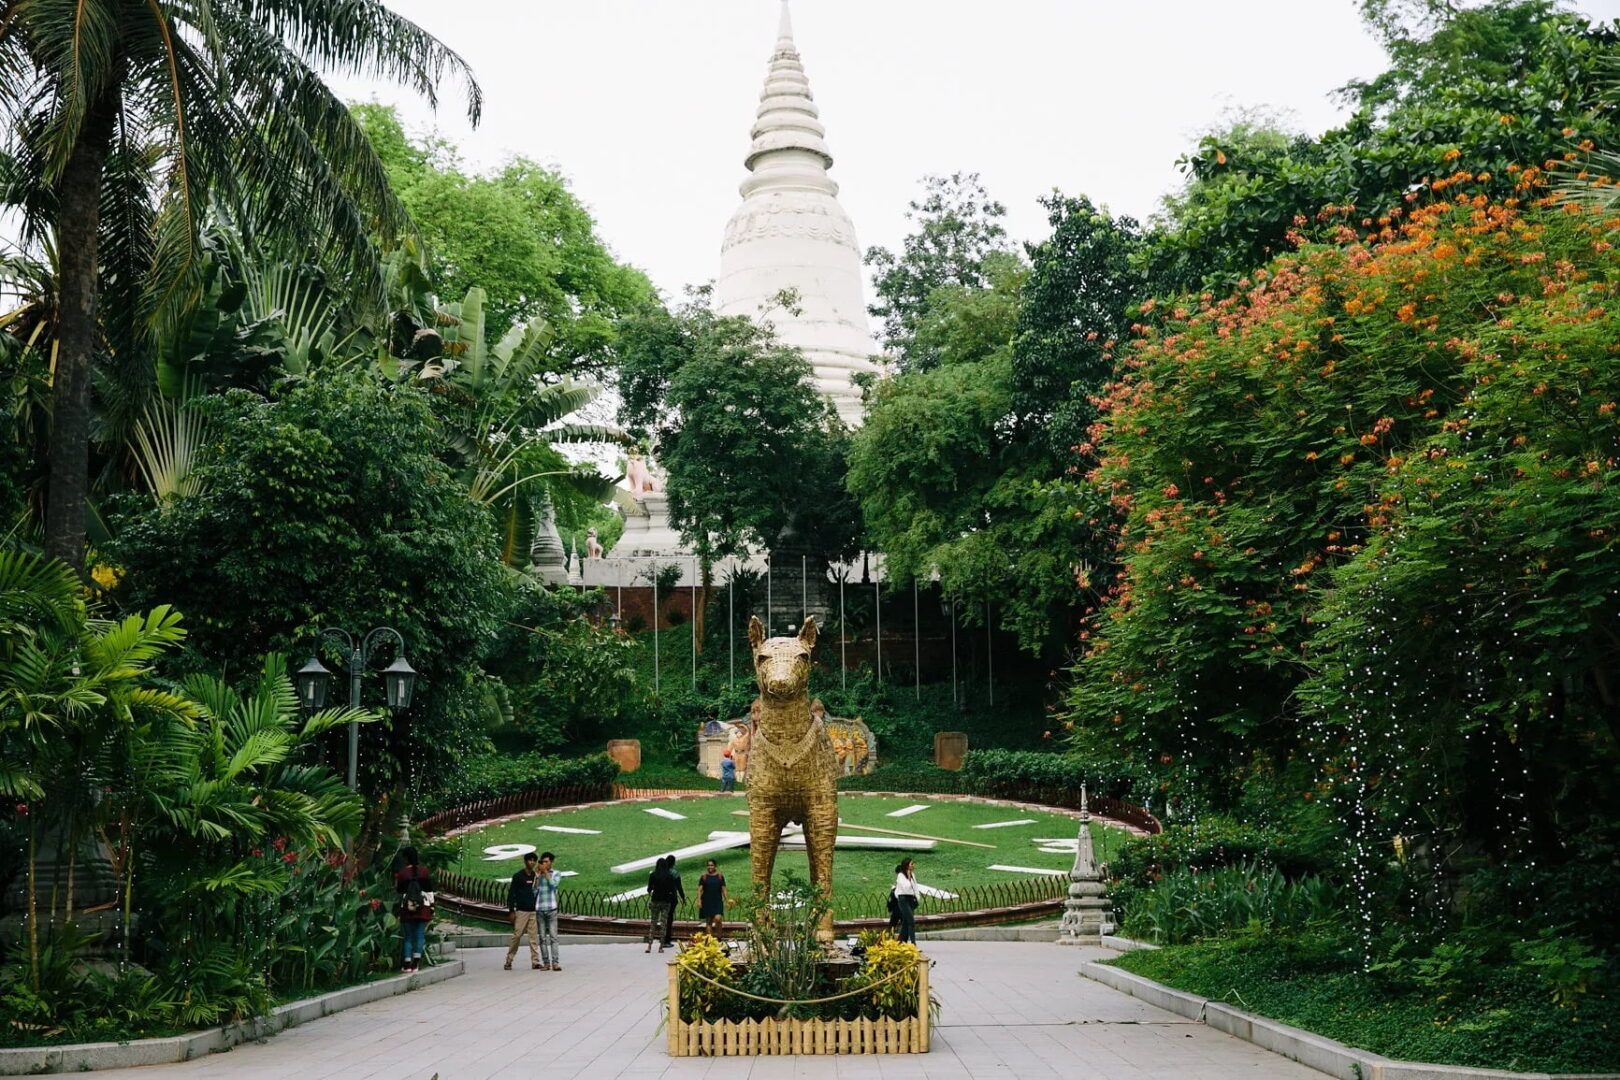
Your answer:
[296,627,417,790]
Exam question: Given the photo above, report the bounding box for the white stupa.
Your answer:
[713,0,879,426]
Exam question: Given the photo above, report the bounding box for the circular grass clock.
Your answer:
[448,793,1129,919]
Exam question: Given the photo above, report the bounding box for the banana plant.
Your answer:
[407,287,627,567]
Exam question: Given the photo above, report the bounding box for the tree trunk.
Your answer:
[694,560,713,655]
[42,100,116,570]
[26,817,39,991]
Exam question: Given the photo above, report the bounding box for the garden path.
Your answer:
[93,942,1326,1079]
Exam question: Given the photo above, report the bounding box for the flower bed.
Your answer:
[666,933,932,1057]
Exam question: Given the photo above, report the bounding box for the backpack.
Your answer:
[402,873,425,914]
[886,889,898,917]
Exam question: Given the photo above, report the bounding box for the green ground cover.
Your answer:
[449,794,1125,900]
[1107,934,1620,1073]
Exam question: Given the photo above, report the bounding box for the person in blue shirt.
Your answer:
[720,749,737,793]
[534,851,563,971]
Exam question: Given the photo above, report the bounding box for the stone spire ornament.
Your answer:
[529,493,569,587]
[713,0,879,426]
[1057,785,1113,944]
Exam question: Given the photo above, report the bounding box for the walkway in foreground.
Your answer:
[95,942,1326,1079]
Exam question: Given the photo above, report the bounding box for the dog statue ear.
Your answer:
[798,615,818,650]
[748,615,766,650]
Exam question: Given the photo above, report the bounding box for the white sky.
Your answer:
[334,0,1620,303]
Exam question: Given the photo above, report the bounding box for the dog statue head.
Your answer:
[748,615,818,701]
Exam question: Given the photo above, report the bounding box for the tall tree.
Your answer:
[1149,0,1620,292]
[0,0,481,569]
[863,172,1012,368]
[617,292,858,652]
[352,104,656,375]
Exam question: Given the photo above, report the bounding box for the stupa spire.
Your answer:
[714,2,880,426]
[777,0,794,48]
[743,0,832,187]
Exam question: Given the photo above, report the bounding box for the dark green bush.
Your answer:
[1108,816,1328,920]
[959,748,1153,803]
[1111,929,1620,1072]
[415,752,619,816]
[1119,863,1343,944]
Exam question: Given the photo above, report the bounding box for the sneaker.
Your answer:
[532,961,542,970]
[552,964,562,971]
[504,960,513,971]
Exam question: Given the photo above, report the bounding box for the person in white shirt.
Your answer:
[892,858,919,943]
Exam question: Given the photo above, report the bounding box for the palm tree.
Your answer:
[0,0,482,569]
[0,547,192,988]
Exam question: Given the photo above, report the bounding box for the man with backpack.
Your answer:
[505,852,541,971]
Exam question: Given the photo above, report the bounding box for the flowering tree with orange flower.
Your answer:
[1069,176,1620,936]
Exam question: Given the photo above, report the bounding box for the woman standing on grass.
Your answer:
[697,858,729,937]
[893,857,919,944]
[394,845,435,972]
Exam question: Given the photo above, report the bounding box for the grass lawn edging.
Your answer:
[0,959,464,1075]
[1080,951,1620,1080]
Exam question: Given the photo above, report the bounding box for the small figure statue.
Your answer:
[626,450,663,496]
[585,527,604,559]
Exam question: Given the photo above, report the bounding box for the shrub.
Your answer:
[1119,863,1342,945]
[415,752,619,816]
[959,748,1153,803]
[1108,816,1327,920]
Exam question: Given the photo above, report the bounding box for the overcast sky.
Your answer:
[332,0,1620,302]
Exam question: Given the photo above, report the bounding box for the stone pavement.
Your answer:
[93,942,1327,1079]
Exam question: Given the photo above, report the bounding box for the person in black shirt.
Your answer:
[505,852,541,970]
[644,855,686,953]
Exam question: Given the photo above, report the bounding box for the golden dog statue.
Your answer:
[745,615,836,934]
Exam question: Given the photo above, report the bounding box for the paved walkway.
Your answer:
[95,942,1326,1079]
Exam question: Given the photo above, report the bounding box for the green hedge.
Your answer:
[958,749,1153,803]
[416,752,619,816]
[1107,815,1330,919]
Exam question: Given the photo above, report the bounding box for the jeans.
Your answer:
[647,901,674,946]
[897,899,916,944]
[402,920,427,964]
[537,909,560,966]
[506,910,538,965]
[721,777,735,793]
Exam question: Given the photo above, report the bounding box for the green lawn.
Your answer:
[450,794,1125,904]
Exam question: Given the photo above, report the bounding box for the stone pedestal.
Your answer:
[0,827,128,955]
[933,731,968,771]
[606,739,641,774]
[618,493,688,559]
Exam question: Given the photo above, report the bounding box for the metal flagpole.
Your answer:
[875,566,882,687]
[986,601,993,706]
[728,561,735,690]
[691,556,697,691]
[801,555,807,628]
[839,568,846,691]
[914,578,921,701]
[652,560,660,694]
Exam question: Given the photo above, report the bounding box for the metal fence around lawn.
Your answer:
[435,868,1068,926]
